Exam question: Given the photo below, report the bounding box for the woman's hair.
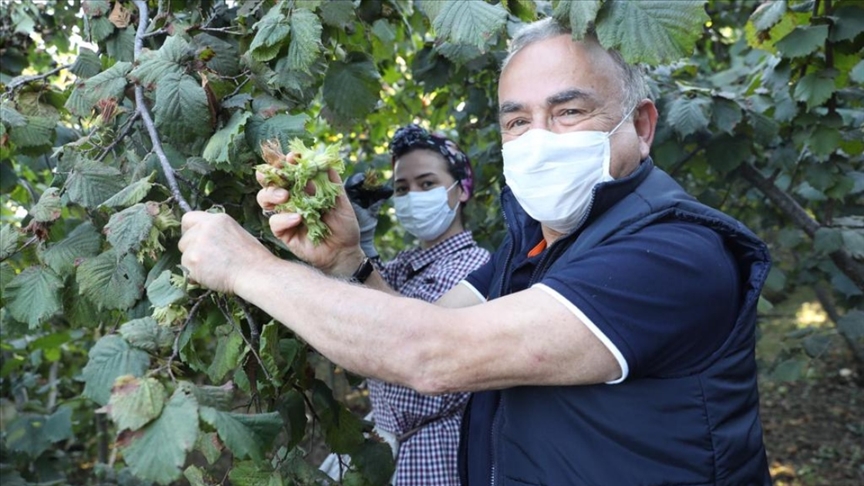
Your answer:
[502,17,650,117]
[389,124,474,199]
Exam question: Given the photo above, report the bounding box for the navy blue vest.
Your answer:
[459,160,772,485]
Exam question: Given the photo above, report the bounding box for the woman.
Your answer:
[327,124,490,485]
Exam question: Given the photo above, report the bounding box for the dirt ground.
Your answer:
[760,353,863,486]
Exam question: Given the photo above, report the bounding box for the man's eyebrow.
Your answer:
[546,89,591,106]
[498,101,524,116]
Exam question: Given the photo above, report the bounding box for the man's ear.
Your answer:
[634,100,658,159]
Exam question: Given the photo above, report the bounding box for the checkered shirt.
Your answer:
[370,230,490,485]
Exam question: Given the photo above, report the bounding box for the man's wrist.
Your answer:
[325,247,367,279]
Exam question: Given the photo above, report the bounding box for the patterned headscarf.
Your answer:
[389,124,474,199]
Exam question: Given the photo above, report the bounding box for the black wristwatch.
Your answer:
[349,257,374,284]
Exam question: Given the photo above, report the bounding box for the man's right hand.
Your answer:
[256,154,365,277]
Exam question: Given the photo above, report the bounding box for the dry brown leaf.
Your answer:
[108,2,131,29]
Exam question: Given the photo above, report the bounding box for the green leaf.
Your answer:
[838,310,864,340]
[793,71,836,109]
[278,389,308,449]
[195,432,223,465]
[71,47,102,78]
[120,317,174,352]
[0,224,19,260]
[192,33,240,77]
[748,112,780,144]
[41,222,102,276]
[5,407,74,458]
[259,322,282,386]
[0,101,27,127]
[65,159,126,208]
[5,265,64,329]
[182,381,236,410]
[351,440,396,485]
[105,203,155,256]
[129,36,190,87]
[814,226,842,254]
[287,9,322,72]
[207,324,247,383]
[596,0,709,65]
[666,96,710,138]
[809,125,841,159]
[90,16,115,43]
[77,250,146,311]
[711,97,743,134]
[199,406,282,461]
[228,461,284,486]
[553,0,602,37]
[154,73,212,142]
[311,380,364,454]
[829,5,864,42]
[30,187,62,222]
[146,270,186,307]
[250,5,290,62]
[247,113,308,157]
[851,59,864,83]
[322,54,381,121]
[83,0,112,17]
[120,388,199,485]
[65,61,132,117]
[8,115,55,148]
[320,0,356,27]
[436,42,485,65]
[100,173,155,208]
[108,375,167,431]
[842,229,864,258]
[107,26,136,62]
[749,0,787,31]
[203,110,252,164]
[82,335,150,405]
[771,357,806,382]
[775,25,829,58]
[802,334,832,359]
[432,0,507,51]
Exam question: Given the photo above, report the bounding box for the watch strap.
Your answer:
[349,257,374,284]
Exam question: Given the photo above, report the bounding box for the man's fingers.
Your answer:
[269,212,302,233]
[256,187,290,209]
[181,210,208,233]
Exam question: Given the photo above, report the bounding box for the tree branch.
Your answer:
[95,111,140,162]
[5,63,72,92]
[165,290,212,382]
[738,162,864,292]
[133,0,192,213]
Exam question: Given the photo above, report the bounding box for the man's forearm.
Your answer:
[233,254,432,386]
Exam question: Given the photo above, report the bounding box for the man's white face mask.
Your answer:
[501,110,634,235]
[393,182,459,242]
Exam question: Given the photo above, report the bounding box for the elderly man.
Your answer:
[179,18,772,485]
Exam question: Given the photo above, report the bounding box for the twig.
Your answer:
[47,361,59,411]
[133,0,192,213]
[143,28,168,38]
[737,162,864,292]
[0,235,39,263]
[95,111,140,162]
[216,296,273,383]
[165,290,212,382]
[5,63,72,92]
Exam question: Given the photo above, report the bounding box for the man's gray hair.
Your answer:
[502,18,650,117]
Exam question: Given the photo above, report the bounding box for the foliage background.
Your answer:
[0,0,862,484]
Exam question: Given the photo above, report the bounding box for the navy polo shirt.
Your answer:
[464,220,742,380]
